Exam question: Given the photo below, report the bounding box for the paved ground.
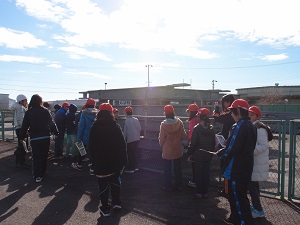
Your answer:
[0,140,300,225]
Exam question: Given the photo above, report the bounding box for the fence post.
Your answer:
[288,120,295,200]
[1,111,4,141]
[280,121,286,200]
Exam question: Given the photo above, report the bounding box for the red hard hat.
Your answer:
[186,104,199,112]
[196,108,210,116]
[62,102,70,107]
[86,98,95,106]
[124,106,133,113]
[164,105,174,114]
[99,103,113,112]
[249,106,262,118]
[229,99,249,110]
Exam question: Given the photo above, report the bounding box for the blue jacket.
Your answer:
[217,117,257,182]
[77,108,98,145]
[66,104,78,135]
[55,107,68,132]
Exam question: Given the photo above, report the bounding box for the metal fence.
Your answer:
[0,111,15,142]
[288,120,300,201]
[1,111,299,202]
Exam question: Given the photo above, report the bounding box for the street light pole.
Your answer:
[145,65,153,87]
[212,80,217,90]
[104,82,107,90]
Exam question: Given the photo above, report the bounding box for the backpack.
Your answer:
[255,121,273,141]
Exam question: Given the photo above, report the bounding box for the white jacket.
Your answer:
[252,120,269,181]
[13,103,26,129]
[124,116,141,143]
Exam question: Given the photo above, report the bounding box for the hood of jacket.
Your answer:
[82,108,98,121]
[69,104,77,113]
[161,118,183,134]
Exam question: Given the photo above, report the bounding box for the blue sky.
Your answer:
[0,0,299,101]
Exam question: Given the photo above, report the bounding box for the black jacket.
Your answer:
[214,112,235,139]
[89,119,127,175]
[66,104,78,135]
[187,124,216,162]
[20,106,59,140]
[217,117,257,182]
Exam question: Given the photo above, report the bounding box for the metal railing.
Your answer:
[1,111,299,201]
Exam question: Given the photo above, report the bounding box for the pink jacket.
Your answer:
[188,117,199,144]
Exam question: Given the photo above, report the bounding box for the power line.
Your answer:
[159,60,300,70]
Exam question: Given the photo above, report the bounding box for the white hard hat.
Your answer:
[16,94,27,103]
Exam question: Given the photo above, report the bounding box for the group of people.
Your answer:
[13,93,270,223]
[158,94,270,225]
[13,94,142,217]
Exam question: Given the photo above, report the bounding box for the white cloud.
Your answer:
[260,53,289,61]
[46,63,62,68]
[0,27,46,49]
[14,0,300,59]
[59,46,112,61]
[0,54,45,63]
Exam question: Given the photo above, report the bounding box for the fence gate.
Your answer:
[288,120,300,201]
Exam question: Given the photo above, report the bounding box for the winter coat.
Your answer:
[213,111,235,139]
[20,106,59,141]
[66,104,78,135]
[217,117,257,182]
[159,118,187,160]
[252,120,269,181]
[54,107,68,132]
[89,119,127,175]
[123,115,141,143]
[188,117,198,144]
[13,103,26,129]
[187,123,216,162]
[77,108,98,145]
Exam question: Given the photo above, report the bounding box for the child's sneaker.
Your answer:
[188,181,196,187]
[100,207,111,217]
[252,209,265,218]
[35,177,42,183]
[89,168,95,175]
[112,204,122,210]
[71,163,82,171]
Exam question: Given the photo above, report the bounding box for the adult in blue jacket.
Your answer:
[215,99,257,225]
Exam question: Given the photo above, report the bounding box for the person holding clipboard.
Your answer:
[187,108,216,199]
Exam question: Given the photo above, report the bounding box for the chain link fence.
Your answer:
[1,111,299,201]
[288,120,300,201]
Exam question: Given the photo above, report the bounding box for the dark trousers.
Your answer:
[194,161,211,195]
[248,181,263,211]
[126,141,139,170]
[97,172,121,210]
[14,128,27,165]
[228,179,254,225]
[31,138,50,178]
[54,131,64,156]
[163,158,182,188]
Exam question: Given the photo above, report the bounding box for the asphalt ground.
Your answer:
[0,140,300,225]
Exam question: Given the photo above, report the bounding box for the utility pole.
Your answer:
[145,65,153,87]
[212,80,217,90]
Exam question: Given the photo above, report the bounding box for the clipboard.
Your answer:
[216,134,226,148]
[75,141,87,156]
[22,141,29,153]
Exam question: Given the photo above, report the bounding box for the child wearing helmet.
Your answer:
[215,99,257,225]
